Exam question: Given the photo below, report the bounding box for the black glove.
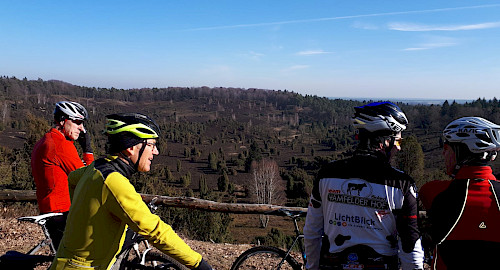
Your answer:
[194,259,213,270]
[77,130,93,153]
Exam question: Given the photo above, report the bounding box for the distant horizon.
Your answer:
[330,97,475,105]
[0,74,487,105]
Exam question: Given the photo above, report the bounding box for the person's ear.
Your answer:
[55,119,65,129]
[122,145,136,157]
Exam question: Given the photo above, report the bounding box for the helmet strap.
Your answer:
[118,151,136,169]
[385,136,396,160]
[118,141,148,172]
[134,141,148,171]
[480,151,497,161]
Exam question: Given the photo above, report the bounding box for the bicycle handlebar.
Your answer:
[264,208,307,218]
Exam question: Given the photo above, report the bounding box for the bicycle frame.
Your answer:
[282,214,306,267]
[116,197,161,268]
[18,212,63,255]
[266,208,308,269]
[230,208,308,270]
[0,213,63,268]
[128,232,158,266]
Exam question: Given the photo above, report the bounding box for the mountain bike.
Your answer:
[230,208,307,270]
[113,197,187,270]
[0,212,62,269]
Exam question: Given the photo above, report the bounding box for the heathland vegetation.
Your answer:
[1,75,500,244]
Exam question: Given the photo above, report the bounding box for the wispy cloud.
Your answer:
[182,4,500,31]
[404,42,457,51]
[248,51,265,59]
[389,21,500,31]
[296,50,332,56]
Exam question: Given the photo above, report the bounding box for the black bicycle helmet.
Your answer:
[105,113,160,153]
[105,113,161,171]
[352,102,408,134]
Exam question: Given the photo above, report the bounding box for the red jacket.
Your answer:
[31,128,94,213]
[419,166,500,269]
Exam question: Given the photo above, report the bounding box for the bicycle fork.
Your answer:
[132,239,157,266]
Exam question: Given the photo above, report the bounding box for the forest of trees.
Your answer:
[1,75,500,242]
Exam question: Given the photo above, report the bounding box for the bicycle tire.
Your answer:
[123,251,187,270]
[231,246,302,270]
[0,251,54,270]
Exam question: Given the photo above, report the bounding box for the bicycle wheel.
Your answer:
[231,246,301,270]
[123,251,187,270]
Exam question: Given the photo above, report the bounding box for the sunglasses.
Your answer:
[394,137,403,147]
[145,142,157,149]
[71,119,84,125]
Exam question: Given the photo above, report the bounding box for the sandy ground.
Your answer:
[0,210,429,270]
[0,216,253,269]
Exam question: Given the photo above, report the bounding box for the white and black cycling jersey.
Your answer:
[304,151,423,270]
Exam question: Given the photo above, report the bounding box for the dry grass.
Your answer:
[0,204,256,270]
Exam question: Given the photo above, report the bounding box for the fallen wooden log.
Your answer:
[0,189,307,216]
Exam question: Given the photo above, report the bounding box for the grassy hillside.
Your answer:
[1,76,500,243]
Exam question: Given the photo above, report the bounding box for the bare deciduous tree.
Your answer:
[2,102,9,124]
[250,159,284,228]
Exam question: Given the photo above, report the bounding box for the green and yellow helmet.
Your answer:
[105,113,160,153]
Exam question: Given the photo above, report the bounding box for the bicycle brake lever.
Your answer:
[148,197,159,212]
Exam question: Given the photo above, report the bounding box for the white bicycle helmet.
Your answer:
[443,117,500,154]
[352,102,408,134]
[54,101,88,121]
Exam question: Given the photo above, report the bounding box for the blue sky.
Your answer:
[1,1,499,100]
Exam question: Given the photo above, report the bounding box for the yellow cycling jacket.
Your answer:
[50,156,202,270]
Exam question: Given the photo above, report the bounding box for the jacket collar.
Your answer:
[455,165,496,180]
[105,155,136,178]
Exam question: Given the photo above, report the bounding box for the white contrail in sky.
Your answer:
[296,50,333,55]
[389,22,500,31]
[183,4,500,31]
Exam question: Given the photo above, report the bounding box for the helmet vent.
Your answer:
[456,133,469,137]
[492,130,499,141]
[476,133,492,143]
[476,142,489,148]
[137,127,155,135]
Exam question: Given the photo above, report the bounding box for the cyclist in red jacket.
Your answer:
[31,101,94,249]
[419,117,500,269]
